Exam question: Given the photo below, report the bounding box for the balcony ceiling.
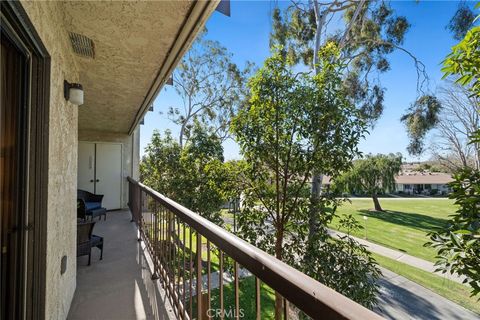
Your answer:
[64,0,218,134]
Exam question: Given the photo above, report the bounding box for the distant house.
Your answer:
[322,172,454,195]
[394,173,453,195]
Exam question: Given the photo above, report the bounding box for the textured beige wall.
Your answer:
[20,1,79,319]
[78,127,140,208]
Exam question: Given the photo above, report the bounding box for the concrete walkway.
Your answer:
[68,210,175,320]
[329,229,467,284]
[375,267,478,320]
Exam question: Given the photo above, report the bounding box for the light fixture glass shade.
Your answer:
[69,87,84,105]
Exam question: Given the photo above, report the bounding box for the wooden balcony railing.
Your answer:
[127,177,383,320]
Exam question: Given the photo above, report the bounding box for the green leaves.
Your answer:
[426,167,480,297]
[446,4,477,41]
[140,125,230,226]
[442,26,480,98]
[401,95,442,156]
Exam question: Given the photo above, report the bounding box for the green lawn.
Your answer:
[331,198,456,262]
[373,253,480,315]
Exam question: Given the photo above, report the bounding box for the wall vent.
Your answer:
[69,32,95,58]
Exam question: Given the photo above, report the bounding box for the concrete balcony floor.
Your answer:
[67,210,175,320]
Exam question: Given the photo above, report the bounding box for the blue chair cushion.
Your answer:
[91,235,103,247]
[85,202,102,211]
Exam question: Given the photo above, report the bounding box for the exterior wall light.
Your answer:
[64,80,84,105]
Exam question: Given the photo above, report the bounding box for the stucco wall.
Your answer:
[20,1,79,319]
[78,127,140,208]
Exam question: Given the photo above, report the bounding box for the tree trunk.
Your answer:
[306,0,326,268]
[308,174,323,241]
[372,193,383,211]
[475,141,480,170]
[179,121,186,148]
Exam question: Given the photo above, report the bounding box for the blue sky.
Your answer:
[141,0,476,162]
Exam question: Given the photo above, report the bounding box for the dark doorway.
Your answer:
[1,2,50,319]
[1,24,29,320]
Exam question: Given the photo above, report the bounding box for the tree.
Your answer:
[140,129,182,197]
[403,4,479,154]
[176,122,227,224]
[426,167,480,297]
[427,6,480,297]
[401,95,442,156]
[168,31,252,147]
[270,0,428,249]
[270,1,420,110]
[336,153,402,211]
[431,82,480,170]
[447,3,476,41]
[231,46,379,316]
[140,123,228,225]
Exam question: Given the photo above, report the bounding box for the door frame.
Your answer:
[78,141,124,209]
[1,2,50,319]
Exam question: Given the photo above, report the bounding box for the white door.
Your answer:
[95,143,122,210]
[78,142,95,193]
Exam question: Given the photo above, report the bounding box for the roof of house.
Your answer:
[322,173,453,185]
[394,173,454,185]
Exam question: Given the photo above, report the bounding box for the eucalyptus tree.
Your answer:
[270,0,430,245]
[447,2,477,41]
[402,3,479,155]
[168,32,252,147]
[335,153,403,211]
[400,95,442,156]
[231,46,380,316]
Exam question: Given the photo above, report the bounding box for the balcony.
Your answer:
[66,178,479,320]
[105,177,381,320]
[68,178,382,319]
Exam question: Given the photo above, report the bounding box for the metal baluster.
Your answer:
[255,277,261,320]
[159,206,165,278]
[171,211,175,297]
[234,261,239,320]
[153,200,159,279]
[166,210,171,297]
[150,196,153,244]
[170,215,179,314]
[189,228,193,317]
[176,216,181,314]
[196,232,203,320]
[207,240,211,319]
[283,298,289,320]
[219,251,224,320]
[183,222,187,320]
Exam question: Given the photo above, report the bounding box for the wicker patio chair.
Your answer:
[77,221,104,265]
[77,189,107,221]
